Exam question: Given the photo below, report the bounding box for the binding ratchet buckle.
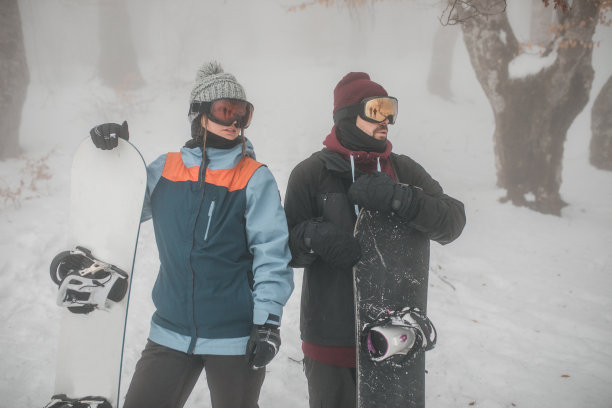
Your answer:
[44,393,112,408]
[49,246,128,314]
[362,307,437,363]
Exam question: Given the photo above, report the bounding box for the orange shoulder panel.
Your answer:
[161,152,200,182]
[205,157,264,192]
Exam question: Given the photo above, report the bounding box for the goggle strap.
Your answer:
[190,100,253,129]
[333,102,396,124]
[333,105,361,124]
[190,101,202,113]
[190,99,253,113]
[190,101,210,116]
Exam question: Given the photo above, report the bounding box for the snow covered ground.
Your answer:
[1,1,611,407]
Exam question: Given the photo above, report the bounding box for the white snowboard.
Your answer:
[51,138,147,407]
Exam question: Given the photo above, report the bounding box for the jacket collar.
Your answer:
[321,127,396,181]
[180,139,256,170]
[323,126,393,165]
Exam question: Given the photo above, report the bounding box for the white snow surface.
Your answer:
[2,1,612,407]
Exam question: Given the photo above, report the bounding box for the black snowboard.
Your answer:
[353,209,430,408]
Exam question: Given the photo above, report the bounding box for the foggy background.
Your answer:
[1,0,611,407]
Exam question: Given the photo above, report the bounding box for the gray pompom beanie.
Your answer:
[188,61,247,122]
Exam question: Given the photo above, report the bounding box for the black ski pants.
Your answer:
[303,356,356,408]
[123,340,265,408]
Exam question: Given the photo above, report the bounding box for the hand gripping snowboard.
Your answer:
[353,209,436,408]
[46,138,147,408]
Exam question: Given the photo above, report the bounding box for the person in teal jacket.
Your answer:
[90,61,294,408]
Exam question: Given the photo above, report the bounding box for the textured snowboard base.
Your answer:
[51,138,146,407]
[353,210,430,408]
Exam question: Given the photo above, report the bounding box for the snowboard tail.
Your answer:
[353,210,432,408]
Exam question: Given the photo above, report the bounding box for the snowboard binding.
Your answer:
[50,246,129,314]
[362,307,437,363]
[44,394,111,408]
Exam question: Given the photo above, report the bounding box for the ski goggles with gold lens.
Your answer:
[333,96,398,125]
[189,98,254,129]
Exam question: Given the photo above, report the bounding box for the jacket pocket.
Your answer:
[204,199,216,241]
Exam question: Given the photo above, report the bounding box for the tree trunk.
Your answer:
[427,24,459,100]
[530,1,555,45]
[458,0,599,215]
[98,0,144,90]
[590,75,612,171]
[0,0,29,160]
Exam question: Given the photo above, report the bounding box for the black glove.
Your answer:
[288,222,319,268]
[303,219,361,269]
[348,172,414,218]
[245,324,281,370]
[90,121,129,150]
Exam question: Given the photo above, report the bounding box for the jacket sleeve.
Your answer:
[393,154,466,245]
[283,158,321,267]
[140,154,167,223]
[245,166,295,326]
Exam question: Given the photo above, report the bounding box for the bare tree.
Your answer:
[98,0,144,90]
[427,23,459,100]
[291,0,607,214]
[456,0,600,215]
[0,0,30,160]
[590,75,612,170]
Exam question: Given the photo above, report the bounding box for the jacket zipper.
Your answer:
[187,161,207,354]
[204,199,216,241]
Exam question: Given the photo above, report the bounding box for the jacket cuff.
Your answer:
[253,308,283,326]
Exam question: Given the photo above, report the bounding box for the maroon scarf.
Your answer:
[323,127,397,181]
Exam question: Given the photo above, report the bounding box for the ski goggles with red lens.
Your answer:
[333,96,398,125]
[189,98,254,129]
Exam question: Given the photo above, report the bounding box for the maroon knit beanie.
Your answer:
[333,72,388,113]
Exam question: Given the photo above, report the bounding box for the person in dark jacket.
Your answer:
[89,61,294,408]
[284,71,466,408]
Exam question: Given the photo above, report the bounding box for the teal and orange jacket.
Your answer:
[141,141,294,355]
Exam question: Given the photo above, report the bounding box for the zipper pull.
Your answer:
[204,199,216,241]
